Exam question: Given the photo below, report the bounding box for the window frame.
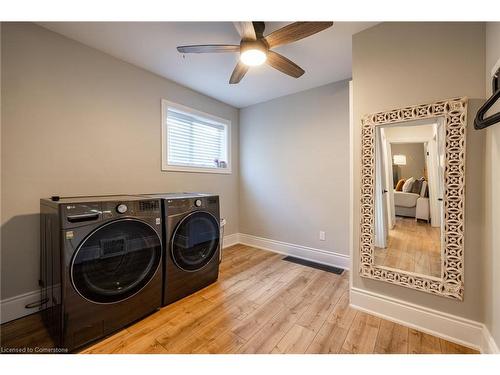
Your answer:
[161,99,232,174]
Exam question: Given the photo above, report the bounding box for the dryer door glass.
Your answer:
[171,211,219,271]
[71,219,161,303]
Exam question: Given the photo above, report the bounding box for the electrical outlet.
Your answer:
[319,231,326,241]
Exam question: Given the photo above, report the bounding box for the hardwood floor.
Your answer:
[374,216,441,277]
[1,245,477,354]
[0,312,55,353]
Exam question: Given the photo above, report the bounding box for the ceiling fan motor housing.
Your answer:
[239,39,268,55]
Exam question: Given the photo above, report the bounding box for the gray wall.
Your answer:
[239,81,350,256]
[484,22,500,347]
[391,143,426,181]
[1,23,240,300]
[352,22,486,321]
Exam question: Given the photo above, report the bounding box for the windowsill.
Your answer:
[161,164,232,174]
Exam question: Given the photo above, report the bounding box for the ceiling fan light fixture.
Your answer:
[240,49,267,66]
[177,22,334,84]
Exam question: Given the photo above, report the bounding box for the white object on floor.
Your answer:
[416,196,430,222]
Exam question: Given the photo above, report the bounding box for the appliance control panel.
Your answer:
[61,199,161,228]
[167,198,207,209]
[166,196,219,215]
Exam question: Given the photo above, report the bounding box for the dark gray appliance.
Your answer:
[142,193,220,306]
[40,195,163,351]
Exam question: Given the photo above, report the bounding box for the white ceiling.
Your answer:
[38,22,377,108]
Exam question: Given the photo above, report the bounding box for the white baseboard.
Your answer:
[350,287,499,353]
[238,233,350,270]
[482,325,500,354]
[1,289,43,324]
[222,233,240,249]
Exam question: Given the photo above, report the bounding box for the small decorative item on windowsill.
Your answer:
[213,159,227,169]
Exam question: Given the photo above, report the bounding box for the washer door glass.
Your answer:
[172,211,219,271]
[71,219,161,303]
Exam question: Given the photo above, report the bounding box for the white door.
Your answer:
[385,141,396,228]
[374,127,388,248]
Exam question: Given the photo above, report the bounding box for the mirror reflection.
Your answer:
[374,119,445,278]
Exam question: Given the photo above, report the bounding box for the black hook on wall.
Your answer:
[474,67,500,130]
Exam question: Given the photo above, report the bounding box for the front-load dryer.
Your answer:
[142,193,220,306]
[40,195,163,351]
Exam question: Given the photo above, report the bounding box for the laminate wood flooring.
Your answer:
[375,216,441,278]
[1,245,476,354]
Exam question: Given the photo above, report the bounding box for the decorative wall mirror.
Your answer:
[359,97,467,300]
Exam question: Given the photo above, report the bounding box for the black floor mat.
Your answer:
[282,256,344,275]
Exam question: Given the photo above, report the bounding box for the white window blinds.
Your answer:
[165,107,229,171]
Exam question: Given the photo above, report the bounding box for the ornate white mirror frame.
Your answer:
[359,97,467,300]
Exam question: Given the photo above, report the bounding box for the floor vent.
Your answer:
[282,256,344,275]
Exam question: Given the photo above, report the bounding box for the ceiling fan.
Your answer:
[177,21,334,84]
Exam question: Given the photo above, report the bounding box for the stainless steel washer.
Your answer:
[40,195,163,351]
[142,193,220,306]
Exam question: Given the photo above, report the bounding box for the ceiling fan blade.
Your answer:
[177,45,240,54]
[229,62,249,84]
[264,22,333,48]
[233,22,257,41]
[266,51,305,78]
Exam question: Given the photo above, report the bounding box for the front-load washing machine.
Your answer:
[142,193,220,306]
[40,195,163,351]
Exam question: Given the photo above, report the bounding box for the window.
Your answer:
[161,100,231,174]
